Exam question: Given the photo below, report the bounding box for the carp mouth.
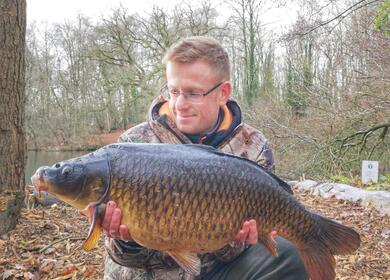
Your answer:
[30,165,90,209]
[30,151,112,210]
[31,172,49,192]
[30,165,87,201]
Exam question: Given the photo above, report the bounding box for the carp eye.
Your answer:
[62,166,72,176]
[54,163,61,168]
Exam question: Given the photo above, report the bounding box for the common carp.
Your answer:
[31,143,360,280]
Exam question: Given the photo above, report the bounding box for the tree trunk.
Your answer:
[0,0,26,235]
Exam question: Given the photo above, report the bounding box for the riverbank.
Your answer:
[292,180,390,216]
[27,129,126,152]
[26,128,390,192]
[24,129,127,185]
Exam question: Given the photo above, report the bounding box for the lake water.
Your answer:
[25,150,86,184]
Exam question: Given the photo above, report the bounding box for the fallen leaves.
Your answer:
[61,265,77,276]
[0,189,389,279]
[0,206,104,279]
[295,189,390,279]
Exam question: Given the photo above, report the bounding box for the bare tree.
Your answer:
[261,0,390,178]
[0,0,26,234]
[226,0,275,104]
[291,0,383,36]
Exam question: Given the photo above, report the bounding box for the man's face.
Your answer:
[166,60,231,135]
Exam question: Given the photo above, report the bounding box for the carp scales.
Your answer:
[31,143,360,280]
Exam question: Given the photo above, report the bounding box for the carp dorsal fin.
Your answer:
[167,251,201,276]
[262,170,293,195]
[82,204,105,250]
[184,144,293,195]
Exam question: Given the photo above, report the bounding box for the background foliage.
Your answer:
[26,0,390,179]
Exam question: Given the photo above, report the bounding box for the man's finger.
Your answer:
[102,201,116,231]
[247,219,258,244]
[119,224,131,241]
[109,208,122,237]
[235,221,250,242]
[243,221,250,232]
[235,230,244,241]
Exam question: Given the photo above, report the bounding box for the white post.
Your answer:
[361,160,379,184]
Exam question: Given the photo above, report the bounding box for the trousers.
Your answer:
[104,237,308,280]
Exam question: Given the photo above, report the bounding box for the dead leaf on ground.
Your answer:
[0,188,389,279]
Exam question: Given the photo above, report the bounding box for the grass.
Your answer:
[330,174,390,191]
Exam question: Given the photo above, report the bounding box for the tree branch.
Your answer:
[296,0,381,36]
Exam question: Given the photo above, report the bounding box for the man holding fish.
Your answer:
[102,36,309,280]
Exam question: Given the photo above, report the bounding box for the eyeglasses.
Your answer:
[162,82,224,104]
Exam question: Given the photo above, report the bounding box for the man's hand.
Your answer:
[102,201,132,241]
[234,219,277,245]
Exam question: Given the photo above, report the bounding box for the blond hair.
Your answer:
[162,36,230,80]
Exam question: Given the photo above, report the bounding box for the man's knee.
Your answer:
[201,238,308,280]
[104,255,189,280]
[272,237,308,279]
[276,237,304,264]
[104,256,140,280]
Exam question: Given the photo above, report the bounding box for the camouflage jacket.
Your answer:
[104,97,276,280]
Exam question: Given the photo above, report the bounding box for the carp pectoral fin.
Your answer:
[258,234,278,256]
[83,222,102,250]
[167,251,201,276]
[82,205,104,251]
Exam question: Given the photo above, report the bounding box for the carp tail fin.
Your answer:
[315,214,361,255]
[298,245,336,280]
[298,214,360,280]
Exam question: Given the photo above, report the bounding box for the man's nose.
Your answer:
[175,93,190,109]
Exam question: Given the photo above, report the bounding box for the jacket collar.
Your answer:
[148,96,242,147]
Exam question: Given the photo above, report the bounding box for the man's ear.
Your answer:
[219,81,231,106]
